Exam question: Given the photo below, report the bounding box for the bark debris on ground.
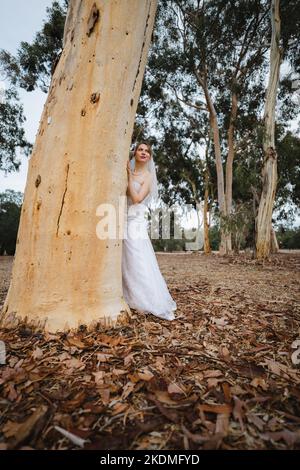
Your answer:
[0,252,299,450]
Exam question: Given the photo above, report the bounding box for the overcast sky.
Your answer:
[0,0,54,193]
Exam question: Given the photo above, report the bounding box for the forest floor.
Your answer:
[0,251,300,450]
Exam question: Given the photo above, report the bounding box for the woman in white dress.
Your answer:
[122,142,177,321]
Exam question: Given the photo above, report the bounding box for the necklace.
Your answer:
[132,169,147,176]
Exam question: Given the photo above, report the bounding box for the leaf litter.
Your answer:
[0,251,300,450]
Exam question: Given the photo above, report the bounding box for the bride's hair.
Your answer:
[132,141,153,158]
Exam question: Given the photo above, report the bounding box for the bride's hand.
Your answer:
[126,161,132,180]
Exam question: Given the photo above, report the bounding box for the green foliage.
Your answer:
[138,0,271,214]
[0,1,67,173]
[147,204,192,251]
[276,130,300,213]
[151,237,187,252]
[0,1,67,93]
[218,201,254,252]
[281,0,300,73]
[138,0,300,236]
[208,225,221,251]
[0,87,32,173]
[0,190,23,255]
[276,225,300,249]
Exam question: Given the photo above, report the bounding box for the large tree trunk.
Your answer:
[255,0,281,260]
[0,0,158,332]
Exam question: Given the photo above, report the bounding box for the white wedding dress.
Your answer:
[122,180,176,321]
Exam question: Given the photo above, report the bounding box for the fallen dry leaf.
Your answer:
[66,337,86,349]
[250,377,269,390]
[168,382,186,395]
[198,403,232,415]
[3,405,48,448]
[137,369,154,381]
[32,347,43,360]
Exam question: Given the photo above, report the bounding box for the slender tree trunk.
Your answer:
[194,69,231,255]
[1,0,158,332]
[270,225,279,253]
[204,88,230,256]
[203,166,211,254]
[225,89,238,253]
[183,172,203,251]
[255,0,281,260]
[203,137,212,255]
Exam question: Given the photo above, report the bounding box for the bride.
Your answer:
[122,141,177,321]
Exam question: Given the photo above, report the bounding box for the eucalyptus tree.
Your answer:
[1,0,158,332]
[139,0,270,255]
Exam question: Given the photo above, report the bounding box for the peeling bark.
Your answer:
[86,3,100,37]
[226,89,238,217]
[132,2,152,93]
[270,225,279,253]
[203,166,211,255]
[203,139,211,255]
[256,0,281,260]
[222,89,238,255]
[56,164,70,236]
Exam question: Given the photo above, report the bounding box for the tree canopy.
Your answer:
[0,0,299,233]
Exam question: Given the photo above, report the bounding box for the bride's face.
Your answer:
[135,144,151,164]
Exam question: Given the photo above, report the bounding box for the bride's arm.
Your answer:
[127,173,152,204]
[128,175,152,204]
